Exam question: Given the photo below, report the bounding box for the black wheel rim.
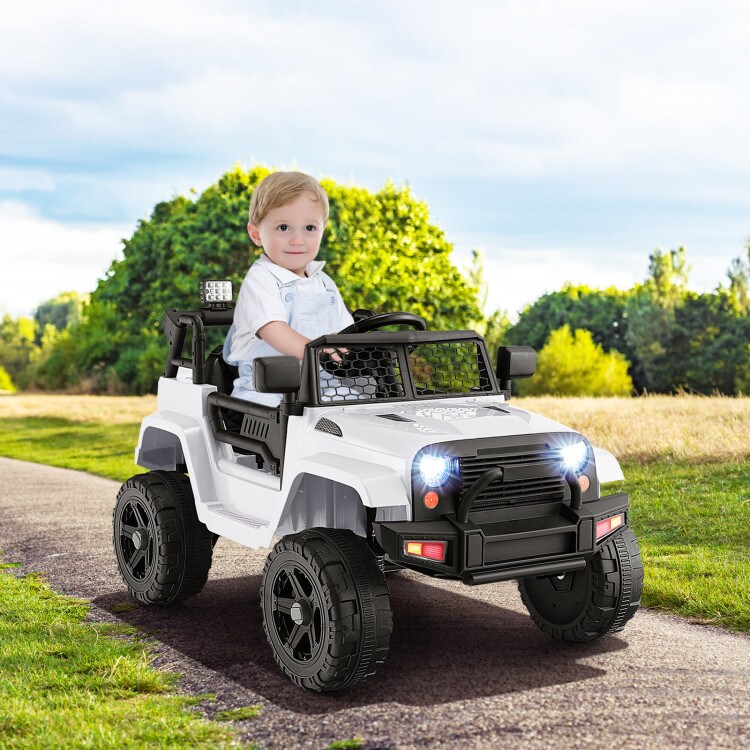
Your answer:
[523,566,592,626]
[115,496,156,585]
[270,563,325,664]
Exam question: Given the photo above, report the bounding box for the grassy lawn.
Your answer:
[0,564,236,750]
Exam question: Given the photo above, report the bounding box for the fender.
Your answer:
[593,446,625,484]
[136,414,217,522]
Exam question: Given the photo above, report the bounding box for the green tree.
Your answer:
[519,325,633,396]
[73,166,484,394]
[505,283,632,360]
[33,291,85,341]
[0,314,37,386]
[625,247,691,392]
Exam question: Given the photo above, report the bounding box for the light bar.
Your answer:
[596,514,623,541]
[404,540,447,563]
[200,279,233,305]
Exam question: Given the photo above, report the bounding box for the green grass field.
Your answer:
[0,394,748,747]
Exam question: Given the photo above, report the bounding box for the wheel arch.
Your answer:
[276,471,409,538]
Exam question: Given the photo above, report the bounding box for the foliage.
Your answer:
[32,291,85,342]
[63,166,483,393]
[0,315,36,387]
[505,282,632,363]
[0,365,15,392]
[519,325,633,396]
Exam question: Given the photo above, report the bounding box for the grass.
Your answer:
[0,566,235,749]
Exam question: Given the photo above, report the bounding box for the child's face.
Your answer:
[248,192,326,277]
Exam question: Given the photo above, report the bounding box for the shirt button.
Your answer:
[285,294,292,302]
[330,296,335,305]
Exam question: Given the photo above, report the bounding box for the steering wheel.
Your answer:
[338,312,427,334]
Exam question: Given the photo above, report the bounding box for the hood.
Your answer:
[318,397,577,457]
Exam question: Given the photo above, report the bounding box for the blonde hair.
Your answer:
[249,171,329,225]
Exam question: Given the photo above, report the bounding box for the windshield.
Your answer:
[307,333,497,405]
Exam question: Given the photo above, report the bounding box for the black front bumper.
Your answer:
[373,492,629,585]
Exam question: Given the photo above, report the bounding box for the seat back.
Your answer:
[205,345,239,395]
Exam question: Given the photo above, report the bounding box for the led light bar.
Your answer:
[200,279,233,305]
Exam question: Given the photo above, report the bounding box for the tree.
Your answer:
[625,247,691,392]
[505,283,633,363]
[519,325,633,397]
[0,314,36,386]
[69,166,485,394]
[33,291,85,341]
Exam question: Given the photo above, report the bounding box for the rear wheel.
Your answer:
[113,471,213,605]
[519,528,643,641]
[260,528,392,691]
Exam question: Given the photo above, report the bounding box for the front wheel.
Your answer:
[260,528,392,692]
[113,471,214,605]
[519,528,643,642]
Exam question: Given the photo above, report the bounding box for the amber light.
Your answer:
[596,514,623,540]
[404,540,447,562]
[424,491,439,509]
[579,475,590,492]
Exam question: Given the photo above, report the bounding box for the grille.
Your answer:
[408,341,494,398]
[459,446,566,510]
[377,413,414,422]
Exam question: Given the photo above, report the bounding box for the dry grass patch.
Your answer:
[2,393,749,464]
[0,394,156,424]
[518,394,750,464]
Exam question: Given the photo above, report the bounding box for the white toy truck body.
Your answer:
[113,303,643,692]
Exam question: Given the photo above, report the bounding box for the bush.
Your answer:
[519,325,633,396]
[0,365,15,392]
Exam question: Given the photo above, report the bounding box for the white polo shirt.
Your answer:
[226,253,354,364]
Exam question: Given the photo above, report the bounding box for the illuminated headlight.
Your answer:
[560,440,588,473]
[419,455,452,487]
[200,279,233,304]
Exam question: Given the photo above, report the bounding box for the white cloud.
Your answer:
[0,167,55,192]
[0,202,131,317]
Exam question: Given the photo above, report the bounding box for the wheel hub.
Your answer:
[131,529,147,550]
[290,600,310,625]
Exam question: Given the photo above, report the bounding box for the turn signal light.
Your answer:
[404,540,447,562]
[424,491,439,509]
[596,514,623,540]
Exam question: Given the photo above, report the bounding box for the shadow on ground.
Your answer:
[94,570,627,714]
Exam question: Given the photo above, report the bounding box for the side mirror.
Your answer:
[253,356,301,394]
[496,346,536,394]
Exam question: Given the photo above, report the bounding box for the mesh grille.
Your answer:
[460,446,566,510]
[314,418,343,436]
[317,345,405,402]
[408,341,494,397]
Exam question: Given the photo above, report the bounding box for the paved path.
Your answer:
[0,456,749,750]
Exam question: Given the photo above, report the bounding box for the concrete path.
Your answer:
[0,456,748,750]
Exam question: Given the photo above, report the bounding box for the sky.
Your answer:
[1,0,749,321]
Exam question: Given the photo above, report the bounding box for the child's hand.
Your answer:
[322,347,349,364]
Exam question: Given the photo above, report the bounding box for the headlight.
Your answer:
[560,440,588,473]
[419,455,452,487]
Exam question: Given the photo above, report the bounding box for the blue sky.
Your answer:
[1,0,748,319]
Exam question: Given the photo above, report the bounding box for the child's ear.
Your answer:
[247,222,262,246]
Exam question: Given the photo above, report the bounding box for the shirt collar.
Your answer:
[257,252,325,283]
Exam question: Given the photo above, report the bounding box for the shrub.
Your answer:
[519,325,633,396]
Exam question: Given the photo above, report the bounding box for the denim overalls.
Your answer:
[223,271,344,407]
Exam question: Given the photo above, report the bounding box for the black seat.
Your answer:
[205,345,239,395]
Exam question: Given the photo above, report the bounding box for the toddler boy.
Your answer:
[223,171,353,405]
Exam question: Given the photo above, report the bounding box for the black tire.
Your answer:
[113,471,214,605]
[260,528,392,692]
[518,527,643,642]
